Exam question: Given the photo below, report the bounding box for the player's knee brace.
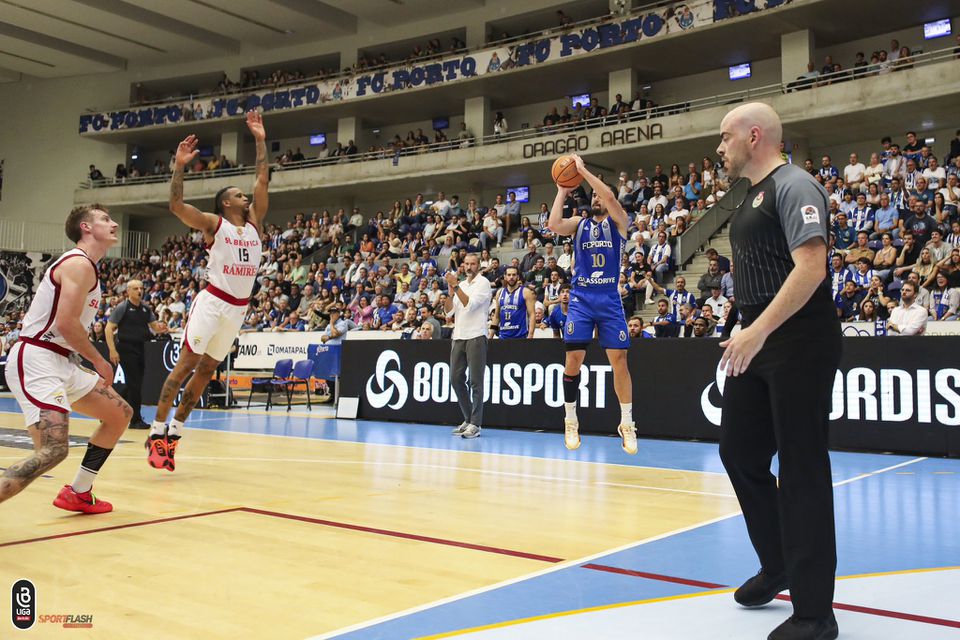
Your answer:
[562,372,581,404]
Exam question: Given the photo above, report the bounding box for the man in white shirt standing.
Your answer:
[445,254,493,439]
[888,282,927,336]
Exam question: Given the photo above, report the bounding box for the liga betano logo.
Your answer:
[801,205,820,225]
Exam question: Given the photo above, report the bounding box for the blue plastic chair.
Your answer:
[281,359,316,411]
[246,358,294,410]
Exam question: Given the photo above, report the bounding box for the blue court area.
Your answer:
[1,397,957,639]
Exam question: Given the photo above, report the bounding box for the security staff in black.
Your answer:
[716,103,841,640]
[106,280,167,429]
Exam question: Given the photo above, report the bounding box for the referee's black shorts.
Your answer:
[719,288,841,618]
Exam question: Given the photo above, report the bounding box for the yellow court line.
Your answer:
[838,565,960,581]
[421,565,960,639]
[415,587,736,639]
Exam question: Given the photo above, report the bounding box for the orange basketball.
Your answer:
[552,155,582,188]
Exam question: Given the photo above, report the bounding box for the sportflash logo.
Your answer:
[365,350,611,410]
[702,362,960,426]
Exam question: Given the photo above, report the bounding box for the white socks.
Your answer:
[150,420,166,437]
[564,402,578,422]
[621,403,633,425]
[72,468,96,494]
[167,419,184,439]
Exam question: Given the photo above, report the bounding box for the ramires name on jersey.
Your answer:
[222,264,259,276]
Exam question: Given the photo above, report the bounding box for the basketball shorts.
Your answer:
[5,341,99,426]
[182,289,246,361]
[564,288,630,349]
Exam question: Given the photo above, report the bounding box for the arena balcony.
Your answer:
[73,0,943,150]
[75,45,960,217]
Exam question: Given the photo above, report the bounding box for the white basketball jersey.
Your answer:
[205,218,262,299]
[21,248,100,353]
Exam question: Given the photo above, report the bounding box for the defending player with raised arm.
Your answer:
[2,205,133,513]
[146,110,268,471]
[548,154,636,454]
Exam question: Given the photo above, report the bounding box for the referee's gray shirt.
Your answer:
[729,164,830,306]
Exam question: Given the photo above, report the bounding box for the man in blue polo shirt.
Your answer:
[870,193,899,240]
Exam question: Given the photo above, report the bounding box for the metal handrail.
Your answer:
[85,0,733,114]
[78,44,959,191]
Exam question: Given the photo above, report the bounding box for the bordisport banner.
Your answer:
[340,337,960,456]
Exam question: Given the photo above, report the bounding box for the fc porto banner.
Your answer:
[79,0,792,134]
[340,337,960,457]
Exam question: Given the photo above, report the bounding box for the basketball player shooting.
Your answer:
[146,111,268,471]
[547,154,637,454]
[1,205,133,513]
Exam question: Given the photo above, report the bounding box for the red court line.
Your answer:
[238,507,566,564]
[773,595,960,629]
[581,563,725,589]
[0,507,243,548]
[6,504,957,630]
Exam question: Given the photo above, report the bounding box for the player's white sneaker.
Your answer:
[461,424,481,439]
[564,419,581,450]
[618,422,638,455]
[452,421,468,435]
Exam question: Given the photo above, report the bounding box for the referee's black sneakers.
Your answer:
[768,613,839,640]
[734,569,789,607]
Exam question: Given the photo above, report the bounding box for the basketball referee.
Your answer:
[716,103,841,640]
[105,280,167,429]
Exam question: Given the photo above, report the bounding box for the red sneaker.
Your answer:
[52,485,113,514]
[165,437,179,472]
[146,435,169,470]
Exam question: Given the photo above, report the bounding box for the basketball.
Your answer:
[552,155,582,188]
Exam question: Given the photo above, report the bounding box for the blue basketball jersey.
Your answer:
[572,216,624,291]
[498,286,528,338]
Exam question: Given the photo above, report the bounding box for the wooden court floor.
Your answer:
[0,410,740,639]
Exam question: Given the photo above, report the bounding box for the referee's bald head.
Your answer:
[717,102,783,180]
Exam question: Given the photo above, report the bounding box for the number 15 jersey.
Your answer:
[205,217,263,299]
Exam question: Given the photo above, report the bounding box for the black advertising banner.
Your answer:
[91,340,207,407]
[342,337,960,457]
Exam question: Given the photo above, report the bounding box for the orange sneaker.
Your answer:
[165,436,180,472]
[146,435,169,470]
[53,485,113,514]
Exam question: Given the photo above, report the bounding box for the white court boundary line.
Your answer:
[0,409,733,478]
[306,456,928,640]
[56,454,739,499]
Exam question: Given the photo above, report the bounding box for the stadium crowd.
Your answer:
[9,126,960,358]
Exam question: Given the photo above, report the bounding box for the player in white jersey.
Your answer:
[1,205,133,513]
[147,110,269,471]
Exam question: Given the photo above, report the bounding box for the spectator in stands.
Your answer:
[819,155,839,185]
[927,228,950,263]
[896,247,936,283]
[847,193,874,232]
[888,282,927,335]
[835,280,863,321]
[702,286,727,318]
[871,193,899,239]
[651,299,678,338]
[844,231,875,265]
[648,275,696,315]
[696,259,723,302]
[647,231,671,284]
[900,200,935,244]
[832,213,856,251]
[829,253,853,298]
[926,272,958,320]
[872,233,897,281]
